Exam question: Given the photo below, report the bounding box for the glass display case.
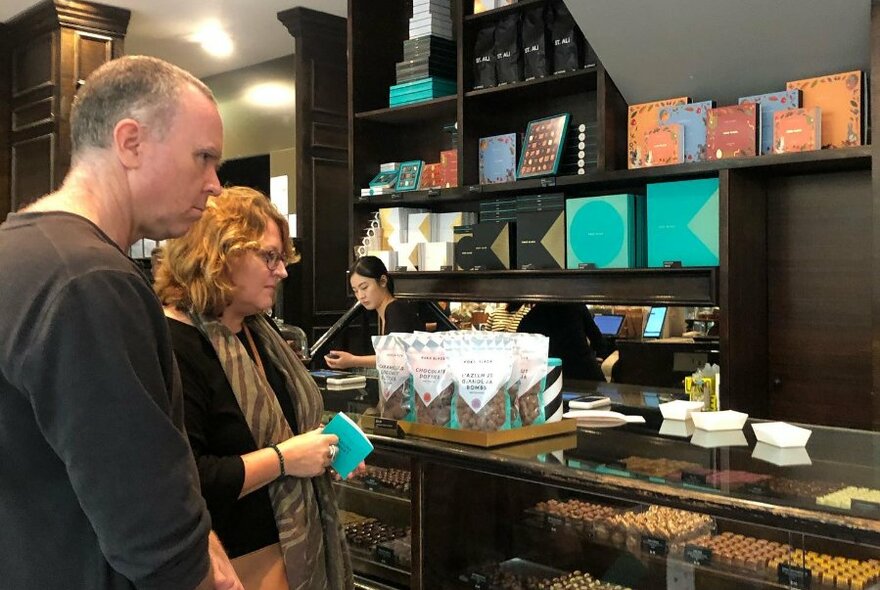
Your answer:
[322,379,880,589]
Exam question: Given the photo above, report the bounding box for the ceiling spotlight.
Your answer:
[191,23,233,58]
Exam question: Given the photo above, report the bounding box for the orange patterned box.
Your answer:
[786,70,863,148]
[643,124,684,166]
[628,97,689,169]
[773,107,822,153]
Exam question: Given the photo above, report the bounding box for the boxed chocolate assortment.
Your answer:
[453,224,476,270]
[473,221,515,270]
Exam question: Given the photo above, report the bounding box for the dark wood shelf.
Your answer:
[465,67,598,101]
[389,267,719,306]
[353,146,872,207]
[354,95,458,125]
[463,0,545,23]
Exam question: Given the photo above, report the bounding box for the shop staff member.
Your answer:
[156,187,354,590]
[0,56,242,590]
[325,256,422,369]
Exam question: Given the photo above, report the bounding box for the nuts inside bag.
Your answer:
[404,334,454,427]
[447,334,513,432]
[510,333,550,425]
[372,333,412,420]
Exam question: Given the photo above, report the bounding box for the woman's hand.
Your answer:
[276,428,339,478]
[324,350,356,369]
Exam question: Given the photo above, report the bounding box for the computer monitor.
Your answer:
[594,314,625,337]
[643,306,668,339]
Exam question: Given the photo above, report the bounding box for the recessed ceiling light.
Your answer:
[245,82,296,108]
[191,22,234,58]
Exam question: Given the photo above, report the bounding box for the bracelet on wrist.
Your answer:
[270,444,285,479]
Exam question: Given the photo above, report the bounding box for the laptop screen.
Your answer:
[594,314,625,337]
[643,306,668,339]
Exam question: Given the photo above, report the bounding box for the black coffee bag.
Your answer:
[473,25,496,89]
[522,6,548,80]
[494,14,522,85]
[549,2,583,74]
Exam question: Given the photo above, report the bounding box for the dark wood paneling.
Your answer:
[767,171,872,429]
[311,122,348,151]
[389,268,718,306]
[12,97,54,132]
[11,133,55,210]
[73,30,112,85]
[312,157,350,314]
[12,32,55,98]
[278,7,349,342]
[0,23,11,218]
[719,169,768,417]
[4,2,129,212]
[871,0,880,429]
[598,65,628,173]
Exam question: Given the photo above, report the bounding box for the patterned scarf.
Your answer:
[190,312,352,590]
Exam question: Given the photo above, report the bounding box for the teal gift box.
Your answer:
[566,194,639,269]
[646,178,719,267]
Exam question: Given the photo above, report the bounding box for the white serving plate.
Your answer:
[690,428,748,448]
[659,400,705,421]
[658,419,695,438]
[690,410,748,432]
[751,421,812,448]
[752,442,812,466]
[562,410,646,429]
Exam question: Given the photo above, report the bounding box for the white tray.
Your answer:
[659,400,705,421]
[751,421,811,448]
[562,410,646,428]
[658,419,695,438]
[752,442,812,466]
[691,428,748,448]
[690,410,748,431]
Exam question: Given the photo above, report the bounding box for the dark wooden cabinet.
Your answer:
[277,8,352,348]
[1,0,130,217]
[346,0,880,428]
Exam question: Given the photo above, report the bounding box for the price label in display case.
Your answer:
[375,545,395,566]
[363,476,381,492]
[778,563,812,589]
[851,499,880,516]
[641,535,668,556]
[681,471,709,486]
[546,514,565,532]
[683,544,712,566]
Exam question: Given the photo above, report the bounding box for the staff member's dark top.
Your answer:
[167,318,300,558]
[0,213,211,590]
[381,299,422,335]
[518,303,606,381]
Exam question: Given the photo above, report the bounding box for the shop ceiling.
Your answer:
[1,0,870,103]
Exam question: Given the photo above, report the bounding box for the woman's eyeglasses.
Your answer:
[257,249,285,270]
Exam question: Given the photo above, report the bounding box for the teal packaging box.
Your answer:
[566,194,639,269]
[646,178,719,267]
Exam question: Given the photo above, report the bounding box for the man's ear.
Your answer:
[113,118,145,169]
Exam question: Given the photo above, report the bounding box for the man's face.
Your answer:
[131,84,223,240]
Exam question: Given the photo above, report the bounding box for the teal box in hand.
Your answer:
[566,194,639,268]
[646,178,719,267]
[322,412,374,479]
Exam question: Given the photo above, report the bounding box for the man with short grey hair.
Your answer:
[0,55,242,590]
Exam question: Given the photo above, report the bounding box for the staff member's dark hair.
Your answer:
[349,255,394,294]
